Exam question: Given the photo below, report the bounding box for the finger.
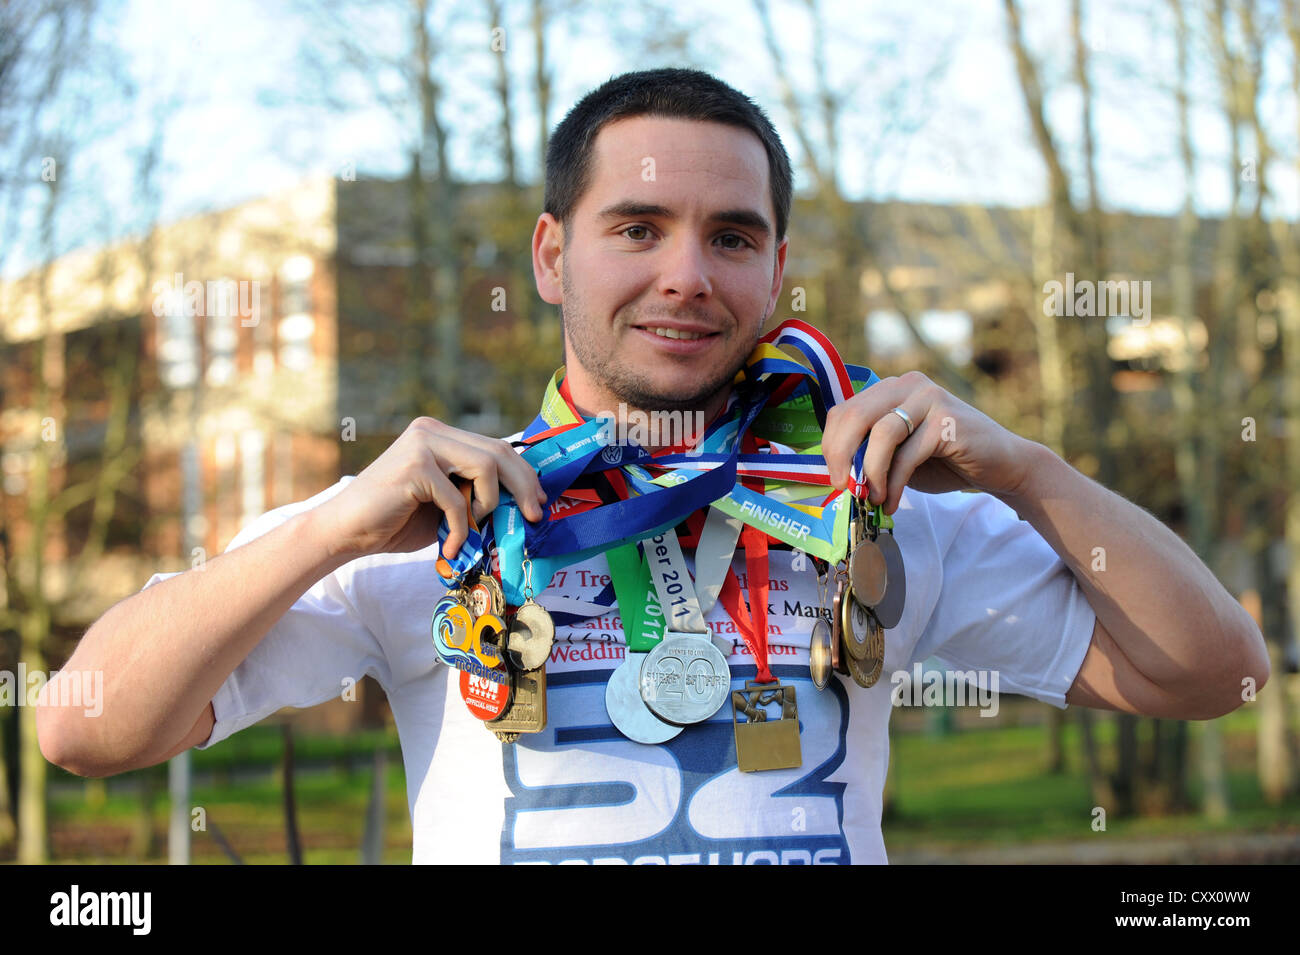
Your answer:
[424,465,468,558]
[486,441,548,523]
[822,377,911,491]
[440,445,499,525]
[882,411,939,514]
[861,397,929,505]
[439,431,547,523]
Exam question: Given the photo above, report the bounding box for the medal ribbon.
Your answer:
[439,320,882,603]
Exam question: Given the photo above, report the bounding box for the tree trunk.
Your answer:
[283,722,302,864]
[1198,720,1230,822]
[0,714,14,849]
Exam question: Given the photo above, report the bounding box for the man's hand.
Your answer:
[316,417,547,562]
[821,370,1034,511]
[819,370,1268,720]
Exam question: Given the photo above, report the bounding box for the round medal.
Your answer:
[872,533,907,630]
[606,652,683,743]
[842,600,884,688]
[459,666,511,720]
[809,617,833,690]
[842,585,878,663]
[848,538,887,607]
[639,633,731,725]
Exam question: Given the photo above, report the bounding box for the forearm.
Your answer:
[37,507,351,775]
[994,441,1269,701]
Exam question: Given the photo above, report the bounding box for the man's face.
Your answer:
[534,116,787,415]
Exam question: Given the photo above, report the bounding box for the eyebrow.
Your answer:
[596,200,771,237]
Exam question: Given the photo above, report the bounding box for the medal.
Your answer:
[640,632,732,725]
[842,581,875,662]
[488,661,547,736]
[604,541,682,743]
[809,562,832,690]
[809,619,832,691]
[607,655,681,742]
[830,565,849,676]
[872,525,907,629]
[720,518,801,771]
[432,589,505,671]
[842,598,884,688]
[458,665,511,720]
[637,528,732,725]
[732,680,802,772]
[506,555,555,671]
[848,499,887,607]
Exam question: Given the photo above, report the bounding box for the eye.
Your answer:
[621,225,652,241]
[717,233,752,250]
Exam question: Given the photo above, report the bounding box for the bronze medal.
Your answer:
[849,538,887,608]
[731,680,802,772]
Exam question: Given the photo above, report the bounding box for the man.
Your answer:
[39,68,1268,864]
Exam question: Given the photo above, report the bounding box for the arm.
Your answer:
[37,507,353,777]
[38,417,547,778]
[994,442,1268,720]
[822,371,1269,720]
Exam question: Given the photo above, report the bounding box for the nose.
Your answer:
[656,234,713,302]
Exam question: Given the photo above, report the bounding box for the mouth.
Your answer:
[645,326,711,341]
[631,322,722,350]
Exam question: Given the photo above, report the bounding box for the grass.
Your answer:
[885,698,1300,853]
[16,693,1300,863]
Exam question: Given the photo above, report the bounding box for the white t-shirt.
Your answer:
[140,479,1095,865]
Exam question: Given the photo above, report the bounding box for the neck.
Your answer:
[562,376,731,453]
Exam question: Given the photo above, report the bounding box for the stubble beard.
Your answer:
[560,272,758,415]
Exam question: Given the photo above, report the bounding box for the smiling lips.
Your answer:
[648,326,711,341]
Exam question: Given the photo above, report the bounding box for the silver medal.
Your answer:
[872,532,907,629]
[639,632,732,725]
[605,651,682,743]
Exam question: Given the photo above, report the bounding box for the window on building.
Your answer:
[278,255,315,370]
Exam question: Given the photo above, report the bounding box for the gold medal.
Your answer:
[841,593,883,688]
[809,563,833,690]
[731,680,802,772]
[830,565,849,676]
[809,619,833,690]
[488,662,548,738]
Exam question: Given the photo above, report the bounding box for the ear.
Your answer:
[764,235,789,323]
[533,213,564,305]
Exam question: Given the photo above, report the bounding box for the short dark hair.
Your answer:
[544,68,794,243]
